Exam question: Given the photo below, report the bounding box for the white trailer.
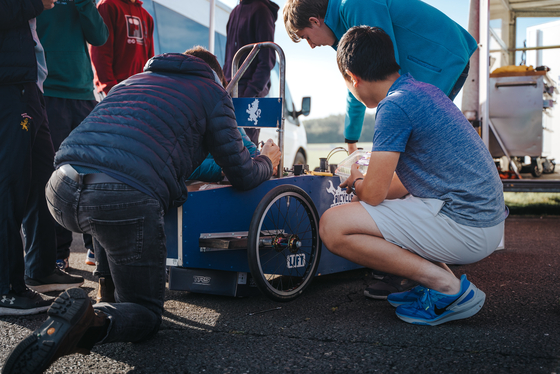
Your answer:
[464,0,560,192]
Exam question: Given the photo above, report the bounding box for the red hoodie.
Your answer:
[91,0,154,94]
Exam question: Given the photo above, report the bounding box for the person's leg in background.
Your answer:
[0,83,56,315]
[0,83,47,313]
[44,96,98,270]
[92,237,115,303]
[84,233,96,266]
[22,89,57,280]
[20,87,85,294]
[244,128,260,145]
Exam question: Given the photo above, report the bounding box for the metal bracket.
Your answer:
[199,230,285,252]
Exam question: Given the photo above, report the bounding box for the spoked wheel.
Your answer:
[247,185,321,302]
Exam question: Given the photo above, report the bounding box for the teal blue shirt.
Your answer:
[188,128,260,182]
[324,0,478,141]
[37,0,108,100]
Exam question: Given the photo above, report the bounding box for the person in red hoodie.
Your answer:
[91,0,154,95]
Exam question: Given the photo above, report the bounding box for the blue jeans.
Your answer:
[46,168,167,344]
[0,83,57,294]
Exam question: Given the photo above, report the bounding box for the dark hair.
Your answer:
[283,0,329,42]
[184,46,228,87]
[336,26,401,82]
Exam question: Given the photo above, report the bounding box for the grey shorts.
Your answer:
[359,195,504,265]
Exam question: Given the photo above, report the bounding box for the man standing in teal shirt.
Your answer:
[37,0,108,270]
[283,0,477,153]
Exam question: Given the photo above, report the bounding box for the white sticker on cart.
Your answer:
[166,258,179,266]
[246,98,262,126]
[193,275,211,286]
[326,180,353,208]
[287,254,306,268]
[238,272,247,285]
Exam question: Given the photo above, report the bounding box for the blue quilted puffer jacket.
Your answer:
[55,53,272,212]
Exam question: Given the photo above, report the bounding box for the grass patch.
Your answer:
[504,192,560,216]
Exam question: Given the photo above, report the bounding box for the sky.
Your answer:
[221,0,559,120]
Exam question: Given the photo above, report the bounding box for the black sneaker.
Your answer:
[364,274,418,300]
[25,268,84,293]
[2,288,108,374]
[0,288,54,316]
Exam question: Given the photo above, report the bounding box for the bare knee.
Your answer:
[319,209,343,255]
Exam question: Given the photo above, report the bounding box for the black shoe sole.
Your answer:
[364,289,389,300]
[26,281,85,293]
[1,288,89,374]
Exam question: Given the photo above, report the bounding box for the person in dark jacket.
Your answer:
[2,47,281,374]
[0,0,84,318]
[223,0,280,144]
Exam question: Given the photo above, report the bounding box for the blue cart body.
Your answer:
[165,175,362,296]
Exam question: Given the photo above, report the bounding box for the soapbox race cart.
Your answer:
[165,43,361,302]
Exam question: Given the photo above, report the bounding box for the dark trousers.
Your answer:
[44,96,97,259]
[0,83,57,294]
[243,128,260,145]
[46,169,166,343]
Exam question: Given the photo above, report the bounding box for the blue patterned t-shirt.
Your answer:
[372,74,504,228]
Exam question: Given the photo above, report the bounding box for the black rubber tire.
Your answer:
[247,185,321,302]
[531,160,543,178]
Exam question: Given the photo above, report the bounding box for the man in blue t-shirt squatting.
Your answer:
[319,26,506,326]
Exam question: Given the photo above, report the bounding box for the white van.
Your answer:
[261,65,310,166]
[142,0,310,167]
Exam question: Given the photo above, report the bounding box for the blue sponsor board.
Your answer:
[233,97,282,128]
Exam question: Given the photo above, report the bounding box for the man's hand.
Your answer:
[43,0,57,9]
[347,142,358,155]
[339,164,364,195]
[261,139,281,170]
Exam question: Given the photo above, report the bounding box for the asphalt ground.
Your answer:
[1,216,559,374]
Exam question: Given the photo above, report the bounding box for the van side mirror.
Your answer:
[296,97,311,117]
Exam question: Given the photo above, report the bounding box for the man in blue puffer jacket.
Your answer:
[3,48,281,374]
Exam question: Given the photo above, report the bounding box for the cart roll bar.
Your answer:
[227,42,286,179]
